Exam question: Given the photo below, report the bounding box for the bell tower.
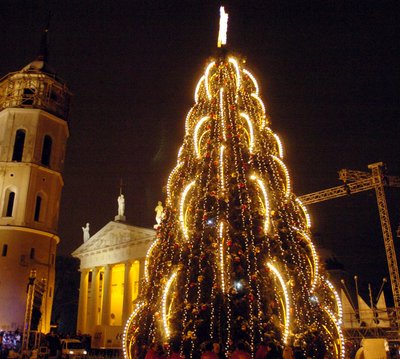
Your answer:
[0,26,70,332]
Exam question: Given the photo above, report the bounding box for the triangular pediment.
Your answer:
[72,221,156,257]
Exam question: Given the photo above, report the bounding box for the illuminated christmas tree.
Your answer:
[124,8,344,359]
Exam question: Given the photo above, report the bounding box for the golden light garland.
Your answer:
[194,76,205,104]
[194,116,210,158]
[239,112,254,153]
[220,88,226,140]
[228,57,241,92]
[325,279,343,324]
[219,145,225,190]
[122,301,144,359]
[273,133,284,159]
[162,272,177,339]
[144,238,159,282]
[271,155,291,198]
[267,262,290,345]
[243,69,259,95]
[179,181,195,239]
[322,308,346,359]
[219,222,226,293]
[185,107,195,135]
[250,174,270,233]
[166,162,183,205]
[205,61,215,100]
[295,197,312,229]
[292,226,319,292]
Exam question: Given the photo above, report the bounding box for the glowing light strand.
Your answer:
[179,181,195,239]
[194,116,210,158]
[219,145,225,190]
[267,262,290,344]
[205,62,215,100]
[250,175,270,232]
[219,222,226,293]
[273,133,284,158]
[325,279,343,324]
[243,69,259,95]
[250,93,267,128]
[162,272,177,339]
[144,238,159,282]
[228,57,241,92]
[166,163,183,204]
[292,226,319,291]
[295,198,311,229]
[271,155,291,198]
[177,145,184,163]
[123,301,144,359]
[220,88,226,140]
[250,93,265,112]
[184,107,194,135]
[323,307,346,359]
[239,112,254,153]
[194,76,205,103]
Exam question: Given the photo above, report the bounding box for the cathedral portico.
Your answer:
[72,209,155,348]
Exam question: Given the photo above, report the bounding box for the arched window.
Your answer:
[34,195,42,222]
[3,190,15,217]
[2,244,8,257]
[41,135,52,166]
[12,129,26,162]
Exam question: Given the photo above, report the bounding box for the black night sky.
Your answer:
[1,1,399,300]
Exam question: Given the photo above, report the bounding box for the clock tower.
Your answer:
[0,27,70,332]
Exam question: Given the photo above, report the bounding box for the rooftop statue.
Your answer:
[82,222,90,242]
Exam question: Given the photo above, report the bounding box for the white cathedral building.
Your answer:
[0,24,157,344]
[72,200,156,348]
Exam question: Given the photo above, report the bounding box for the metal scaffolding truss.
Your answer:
[299,162,400,325]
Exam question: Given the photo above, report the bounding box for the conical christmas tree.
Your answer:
[124,9,344,359]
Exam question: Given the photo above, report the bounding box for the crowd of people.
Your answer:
[0,331,92,359]
[1,332,317,359]
[135,339,309,359]
[0,331,22,359]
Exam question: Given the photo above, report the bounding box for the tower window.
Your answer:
[2,244,8,257]
[41,135,52,166]
[12,129,26,162]
[30,248,35,259]
[4,191,15,217]
[34,196,42,222]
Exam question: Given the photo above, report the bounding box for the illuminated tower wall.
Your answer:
[0,53,70,332]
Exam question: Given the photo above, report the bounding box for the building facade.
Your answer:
[72,218,155,348]
[0,37,71,333]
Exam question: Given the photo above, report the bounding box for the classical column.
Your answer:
[77,269,89,333]
[138,258,145,291]
[122,261,133,324]
[90,267,99,330]
[101,264,112,325]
